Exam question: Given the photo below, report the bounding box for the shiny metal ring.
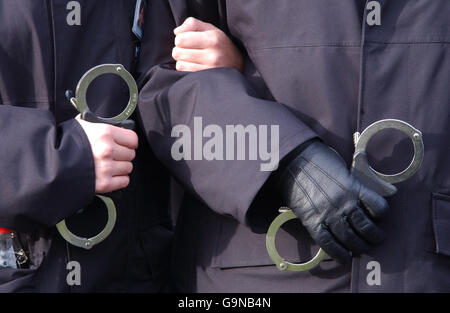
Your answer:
[266,208,328,272]
[56,195,117,250]
[354,119,424,184]
[74,64,138,122]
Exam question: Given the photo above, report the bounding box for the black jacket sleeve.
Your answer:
[136,0,317,224]
[0,105,95,231]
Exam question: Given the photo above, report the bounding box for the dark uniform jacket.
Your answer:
[0,0,172,292]
[137,0,450,292]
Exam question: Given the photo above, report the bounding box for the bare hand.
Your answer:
[173,17,244,72]
[76,118,138,194]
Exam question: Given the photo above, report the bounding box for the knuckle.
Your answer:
[378,198,389,215]
[185,17,197,27]
[99,125,114,141]
[172,47,179,59]
[97,179,109,192]
[208,33,220,47]
[131,133,139,148]
[127,162,134,174]
[102,124,113,135]
[212,52,225,66]
[380,196,389,208]
[175,34,186,47]
[99,144,114,158]
[98,160,112,176]
[129,149,136,161]
[208,51,219,65]
[121,176,130,188]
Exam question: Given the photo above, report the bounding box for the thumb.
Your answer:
[174,17,216,35]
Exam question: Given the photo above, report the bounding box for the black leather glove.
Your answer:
[277,141,388,264]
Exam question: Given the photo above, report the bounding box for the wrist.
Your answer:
[269,138,320,190]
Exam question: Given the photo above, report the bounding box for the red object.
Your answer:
[0,228,13,233]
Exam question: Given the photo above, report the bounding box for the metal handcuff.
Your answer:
[56,64,138,250]
[266,119,424,271]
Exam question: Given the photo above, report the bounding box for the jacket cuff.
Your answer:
[242,128,318,227]
[47,118,96,224]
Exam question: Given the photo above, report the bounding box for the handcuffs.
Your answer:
[266,119,424,271]
[56,64,138,250]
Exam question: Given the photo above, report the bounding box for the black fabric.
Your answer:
[138,0,450,292]
[0,0,172,292]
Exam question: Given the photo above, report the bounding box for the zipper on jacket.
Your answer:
[356,1,370,135]
[351,0,371,293]
[45,0,57,116]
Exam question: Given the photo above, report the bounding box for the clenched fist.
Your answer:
[278,141,389,264]
[173,17,243,72]
[76,118,138,194]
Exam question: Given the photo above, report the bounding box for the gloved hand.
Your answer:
[277,141,388,264]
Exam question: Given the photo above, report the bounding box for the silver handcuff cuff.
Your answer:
[56,64,138,250]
